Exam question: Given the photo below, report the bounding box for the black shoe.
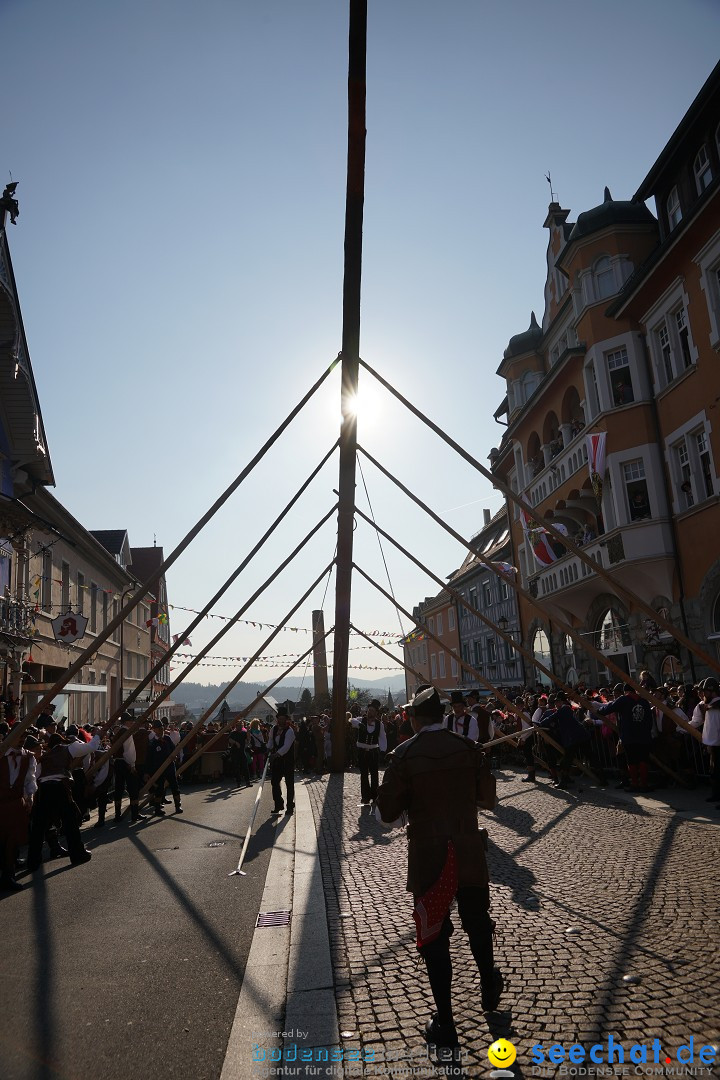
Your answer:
[153,805,166,816]
[272,804,284,813]
[131,812,149,823]
[48,846,68,860]
[81,813,91,823]
[285,806,294,816]
[71,850,92,866]
[521,774,535,782]
[481,968,505,1011]
[93,821,106,830]
[0,876,24,892]
[174,805,183,814]
[163,797,171,804]
[15,858,26,870]
[424,1014,459,1051]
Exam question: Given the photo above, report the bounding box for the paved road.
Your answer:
[0,779,274,1080]
[307,768,720,1078]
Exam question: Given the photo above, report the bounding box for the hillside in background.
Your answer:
[173,673,407,711]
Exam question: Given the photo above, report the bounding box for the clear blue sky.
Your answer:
[4,0,719,687]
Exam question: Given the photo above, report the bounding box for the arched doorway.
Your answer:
[596,608,634,683]
[532,628,552,687]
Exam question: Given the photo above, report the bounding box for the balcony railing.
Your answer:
[0,596,34,637]
[527,431,588,507]
[527,519,675,599]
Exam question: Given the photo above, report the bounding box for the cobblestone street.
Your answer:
[306,767,720,1078]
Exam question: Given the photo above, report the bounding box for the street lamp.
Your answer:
[497,615,509,633]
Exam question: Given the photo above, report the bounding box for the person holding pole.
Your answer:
[375,684,503,1063]
[269,708,295,816]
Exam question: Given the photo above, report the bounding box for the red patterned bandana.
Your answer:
[413,840,458,949]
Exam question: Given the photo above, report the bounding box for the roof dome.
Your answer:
[504,311,542,359]
[568,187,655,243]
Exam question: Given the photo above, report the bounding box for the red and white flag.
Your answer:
[520,492,558,567]
[586,432,607,502]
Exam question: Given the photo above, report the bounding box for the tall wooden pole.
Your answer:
[331,0,367,768]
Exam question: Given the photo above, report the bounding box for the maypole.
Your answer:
[331,0,367,769]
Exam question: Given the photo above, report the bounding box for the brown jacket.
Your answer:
[376,727,495,896]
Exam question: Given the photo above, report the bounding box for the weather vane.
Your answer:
[0,179,19,225]
[545,172,557,203]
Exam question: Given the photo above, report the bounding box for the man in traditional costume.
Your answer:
[375,684,503,1060]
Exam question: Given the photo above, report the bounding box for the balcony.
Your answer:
[527,518,676,619]
[0,596,34,639]
[527,431,588,507]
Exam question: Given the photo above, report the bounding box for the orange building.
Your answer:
[490,61,720,687]
[402,586,461,701]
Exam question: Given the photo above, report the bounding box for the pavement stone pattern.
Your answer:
[304,768,720,1078]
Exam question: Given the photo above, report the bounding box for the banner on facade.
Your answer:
[50,611,88,644]
[520,493,559,567]
[586,431,607,504]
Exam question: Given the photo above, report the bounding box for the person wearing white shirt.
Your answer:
[445,691,480,742]
[0,726,37,891]
[351,700,387,805]
[112,714,148,824]
[28,731,100,870]
[690,678,720,804]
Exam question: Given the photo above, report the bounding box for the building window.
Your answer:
[448,607,455,632]
[657,322,673,384]
[41,549,53,612]
[474,640,483,668]
[676,438,694,509]
[499,579,509,600]
[468,587,477,613]
[77,572,85,614]
[673,427,716,508]
[451,656,458,678]
[428,617,434,635]
[623,460,651,521]
[675,307,692,369]
[112,598,119,642]
[102,592,108,629]
[607,346,634,405]
[595,256,615,299]
[667,186,682,230]
[694,145,713,194]
[438,652,446,678]
[436,612,443,636]
[696,430,715,499]
[483,581,492,606]
[487,637,497,664]
[61,562,70,611]
[652,302,696,388]
[90,583,98,633]
[430,653,437,679]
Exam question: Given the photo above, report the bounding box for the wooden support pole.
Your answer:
[358,359,720,678]
[0,364,338,755]
[87,509,337,779]
[331,0,367,771]
[139,582,334,797]
[97,444,338,738]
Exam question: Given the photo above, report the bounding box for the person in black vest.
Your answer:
[444,691,480,742]
[229,719,252,788]
[269,708,295,816]
[0,724,37,891]
[27,731,100,870]
[147,719,182,815]
[111,714,148,824]
[351,700,387,805]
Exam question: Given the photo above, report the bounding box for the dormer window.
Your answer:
[694,145,713,194]
[595,256,615,299]
[667,187,682,230]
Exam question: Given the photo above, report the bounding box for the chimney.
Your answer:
[483,509,491,526]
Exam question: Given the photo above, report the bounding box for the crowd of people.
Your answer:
[1,673,719,894]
